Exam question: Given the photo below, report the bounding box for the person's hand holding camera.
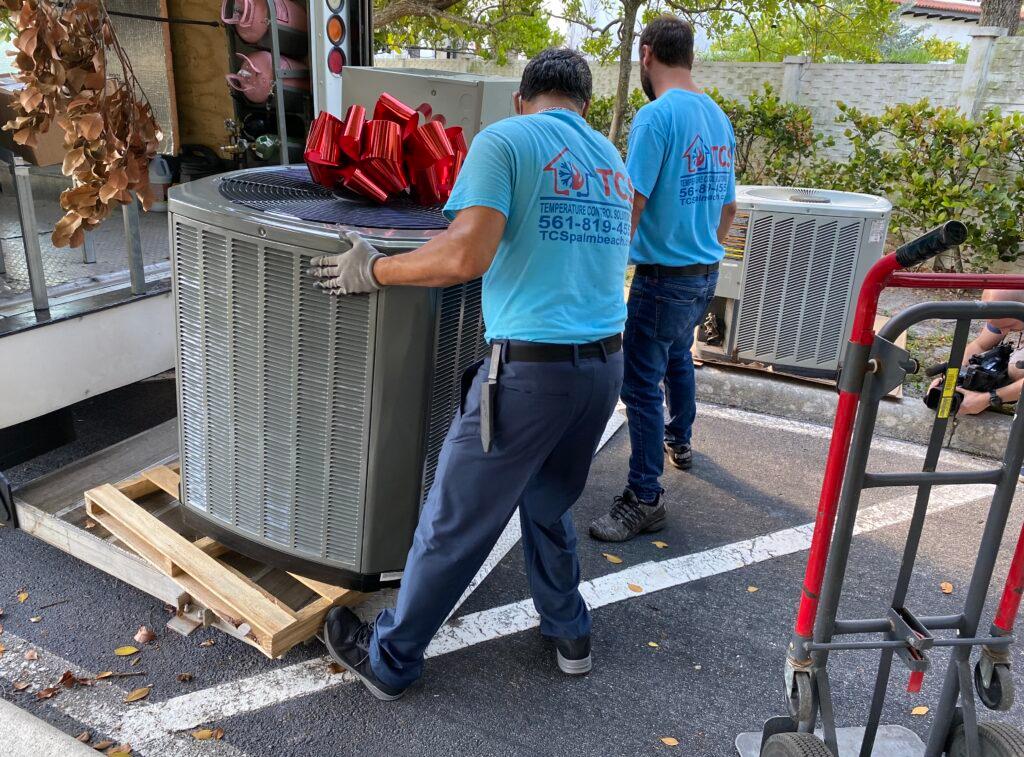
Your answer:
[956,388,992,417]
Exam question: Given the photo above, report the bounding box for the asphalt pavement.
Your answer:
[3,379,1024,756]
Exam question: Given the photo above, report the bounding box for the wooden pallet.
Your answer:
[13,419,361,659]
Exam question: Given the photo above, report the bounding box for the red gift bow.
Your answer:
[304,93,467,205]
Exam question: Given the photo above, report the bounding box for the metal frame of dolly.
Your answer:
[763,221,1024,756]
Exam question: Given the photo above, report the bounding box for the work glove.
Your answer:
[308,230,385,295]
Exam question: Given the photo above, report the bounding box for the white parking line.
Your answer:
[122,483,994,743]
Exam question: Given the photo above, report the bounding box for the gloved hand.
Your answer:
[308,230,385,295]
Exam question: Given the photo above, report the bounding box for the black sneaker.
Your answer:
[664,442,692,470]
[322,607,406,701]
[589,489,666,542]
[542,633,592,675]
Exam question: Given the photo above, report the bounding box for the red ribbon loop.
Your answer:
[304,93,467,205]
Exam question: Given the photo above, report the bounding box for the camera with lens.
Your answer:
[923,342,1013,413]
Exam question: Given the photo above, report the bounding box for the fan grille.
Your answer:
[218,167,451,230]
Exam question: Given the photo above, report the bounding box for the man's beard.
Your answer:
[640,66,655,101]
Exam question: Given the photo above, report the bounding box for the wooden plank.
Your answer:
[269,593,361,658]
[141,465,181,499]
[287,572,355,605]
[15,419,178,515]
[85,484,297,639]
[192,536,232,559]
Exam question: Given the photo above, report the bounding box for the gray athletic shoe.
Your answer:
[664,442,692,471]
[589,488,666,542]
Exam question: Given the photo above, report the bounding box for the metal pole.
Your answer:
[122,192,145,295]
[10,157,48,312]
[266,0,289,166]
[79,230,96,263]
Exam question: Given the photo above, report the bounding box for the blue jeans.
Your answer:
[370,349,623,689]
[622,272,718,501]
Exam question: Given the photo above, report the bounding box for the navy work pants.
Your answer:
[369,349,623,689]
[622,272,718,500]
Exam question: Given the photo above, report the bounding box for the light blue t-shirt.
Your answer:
[627,89,736,266]
[443,109,632,344]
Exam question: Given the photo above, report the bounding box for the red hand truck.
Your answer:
[756,221,1024,756]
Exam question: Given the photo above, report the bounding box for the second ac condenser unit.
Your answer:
[695,186,892,376]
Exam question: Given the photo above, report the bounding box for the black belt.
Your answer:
[635,262,719,278]
[494,334,622,363]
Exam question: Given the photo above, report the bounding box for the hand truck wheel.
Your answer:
[786,671,814,725]
[975,660,1015,711]
[948,723,1024,756]
[761,732,832,757]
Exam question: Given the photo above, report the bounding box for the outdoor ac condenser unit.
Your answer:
[695,186,892,376]
[169,167,486,590]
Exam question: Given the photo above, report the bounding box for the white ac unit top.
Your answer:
[736,186,892,218]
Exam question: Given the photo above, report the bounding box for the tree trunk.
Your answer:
[980,0,1021,35]
[608,0,640,145]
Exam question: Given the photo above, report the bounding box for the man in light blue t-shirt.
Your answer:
[309,49,632,698]
[592,16,737,543]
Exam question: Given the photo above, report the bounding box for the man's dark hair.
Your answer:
[519,48,592,108]
[639,15,695,69]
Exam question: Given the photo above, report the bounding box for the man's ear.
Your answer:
[513,91,523,115]
[580,99,591,118]
[639,44,651,67]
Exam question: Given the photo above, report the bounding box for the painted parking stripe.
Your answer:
[124,483,994,738]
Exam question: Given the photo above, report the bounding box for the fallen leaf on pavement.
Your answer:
[327,662,343,675]
[602,553,623,564]
[647,642,659,648]
[84,519,97,530]
[13,680,29,691]
[627,583,643,593]
[213,728,224,740]
[940,582,954,595]
[661,737,679,746]
[199,639,215,647]
[133,626,155,645]
[747,586,759,593]
[106,744,131,755]
[0,642,5,656]
[123,686,151,703]
[59,670,93,688]
[651,540,669,549]
[30,616,42,623]
[176,673,193,682]
[129,657,141,667]
[92,739,114,750]
[35,686,58,700]
[114,646,139,657]
[911,706,929,716]
[24,649,38,661]
[0,621,4,634]
[95,671,114,680]
[192,729,214,741]
[17,591,28,603]
[0,607,4,616]
[77,731,91,743]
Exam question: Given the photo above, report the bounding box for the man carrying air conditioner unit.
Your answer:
[308,48,633,699]
[591,15,739,544]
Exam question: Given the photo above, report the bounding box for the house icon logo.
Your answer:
[683,134,711,173]
[543,148,595,197]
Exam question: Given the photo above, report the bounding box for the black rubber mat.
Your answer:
[218,167,450,230]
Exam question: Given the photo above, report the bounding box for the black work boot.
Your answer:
[664,442,693,471]
[542,633,592,675]
[589,488,666,542]
[323,607,406,701]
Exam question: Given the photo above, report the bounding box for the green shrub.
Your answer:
[807,101,1024,271]
[585,89,648,155]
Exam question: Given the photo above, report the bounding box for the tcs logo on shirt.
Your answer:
[543,148,634,203]
[683,134,733,174]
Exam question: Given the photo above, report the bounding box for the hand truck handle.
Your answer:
[894,221,968,269]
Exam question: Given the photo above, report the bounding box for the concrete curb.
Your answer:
[0,698,97,756]
[696,364,1013,460]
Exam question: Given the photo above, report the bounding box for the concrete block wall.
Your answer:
[982,35,1024,115]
